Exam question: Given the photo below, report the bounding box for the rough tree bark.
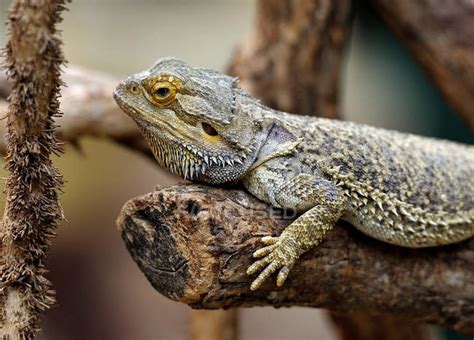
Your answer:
[371,0,474,131]
[117,185,473,334]
[0,0,67,338]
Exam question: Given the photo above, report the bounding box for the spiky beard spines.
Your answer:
[140,127,250,181]
[141,128,205,180]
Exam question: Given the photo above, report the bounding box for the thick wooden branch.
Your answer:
[117,184,474,334]
[371,0,474,130]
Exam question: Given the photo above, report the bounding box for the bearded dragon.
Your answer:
[114,58,474,291]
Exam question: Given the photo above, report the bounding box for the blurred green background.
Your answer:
[0,0,471,339]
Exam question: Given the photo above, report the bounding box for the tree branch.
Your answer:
[0,65,151,159]
[117,185,474,334]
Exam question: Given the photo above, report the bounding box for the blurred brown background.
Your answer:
[0,0,471,339]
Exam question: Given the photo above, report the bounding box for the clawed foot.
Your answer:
[246,235,298,290]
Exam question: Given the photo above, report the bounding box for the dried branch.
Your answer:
[117,185,474,334]
[0,0,68,338]
[371,0,474,130]
[0,65,149,158]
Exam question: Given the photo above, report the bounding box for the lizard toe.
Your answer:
[253,244,276,258]
[261,236,278,245]
[246,254,273,275]
[250,261,279,291]
[276,265,292,287]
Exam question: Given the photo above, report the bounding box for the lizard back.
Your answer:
[277,114,474,247]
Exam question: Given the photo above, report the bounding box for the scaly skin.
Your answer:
[114,58,474,291]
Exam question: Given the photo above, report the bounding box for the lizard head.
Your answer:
[113,57,268,184]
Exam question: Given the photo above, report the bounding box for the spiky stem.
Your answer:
[0,0,67,338]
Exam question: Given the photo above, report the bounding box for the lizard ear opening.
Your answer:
[249,122,299,170]
[201,122,219,136]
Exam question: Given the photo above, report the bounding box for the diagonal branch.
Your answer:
[0,65,150,159]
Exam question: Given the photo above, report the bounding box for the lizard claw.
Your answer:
[247,236,297,290]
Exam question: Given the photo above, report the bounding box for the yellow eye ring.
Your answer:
[150,81,177,106]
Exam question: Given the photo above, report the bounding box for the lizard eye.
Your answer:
[201,122,218,136]
[155,87,169,98]
[151,81,177,105]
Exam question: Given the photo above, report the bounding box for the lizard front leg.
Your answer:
[243,168,345,290]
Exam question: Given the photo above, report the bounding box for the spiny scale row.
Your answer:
[327,165,473,228]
